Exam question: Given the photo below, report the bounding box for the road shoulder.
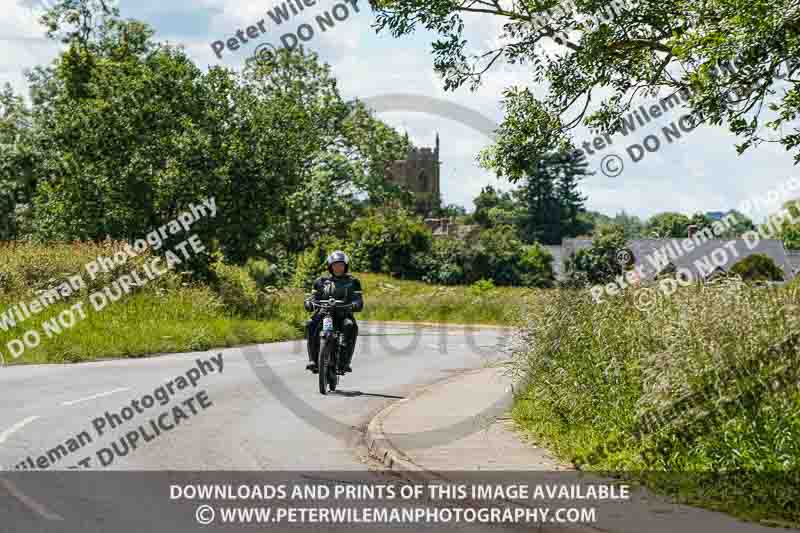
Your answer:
[365,365,791,533]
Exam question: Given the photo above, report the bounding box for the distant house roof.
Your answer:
[627,238,795,282]
[558,237,795,282]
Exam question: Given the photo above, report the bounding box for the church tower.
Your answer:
[384,133,441,215]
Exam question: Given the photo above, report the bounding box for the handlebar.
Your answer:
[309,298,350,308]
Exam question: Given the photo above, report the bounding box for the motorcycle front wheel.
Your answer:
[318,337,336,395]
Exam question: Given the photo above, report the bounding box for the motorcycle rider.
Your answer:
[304,251,363,374]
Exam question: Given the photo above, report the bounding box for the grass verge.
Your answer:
[510,281,800,525]
[1,243,527,365]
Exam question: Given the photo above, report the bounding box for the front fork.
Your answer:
[319,315,346,355]
[319,315,346,366]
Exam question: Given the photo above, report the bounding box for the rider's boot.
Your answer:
[341,344,353,373]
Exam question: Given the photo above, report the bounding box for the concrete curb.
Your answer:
[365,367,603,533]
[364,320,517,477]
[365,368,489,481]
[366,397,426,473]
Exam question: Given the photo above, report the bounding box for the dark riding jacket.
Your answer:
[307,274,364,316]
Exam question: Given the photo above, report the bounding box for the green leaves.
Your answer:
[730,253,786,281]
[8,2,410,274]
[349,208,432,276]
[372,0,800,162]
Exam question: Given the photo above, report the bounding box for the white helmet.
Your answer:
[326,250,349,274]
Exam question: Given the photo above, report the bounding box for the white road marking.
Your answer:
[0,478,64,520]
[60,387,130,407]
[0,416,40,445]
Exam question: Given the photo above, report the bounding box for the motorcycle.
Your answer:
[309,298,351,395]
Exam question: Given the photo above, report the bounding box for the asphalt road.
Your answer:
[0,322,526,532]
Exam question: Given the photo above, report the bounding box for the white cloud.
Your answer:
[3,0,798,218]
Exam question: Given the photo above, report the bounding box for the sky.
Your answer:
[1,0,798,223]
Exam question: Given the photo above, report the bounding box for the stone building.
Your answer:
[385,134,441,215]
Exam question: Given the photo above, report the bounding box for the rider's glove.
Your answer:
[303,299,314,312]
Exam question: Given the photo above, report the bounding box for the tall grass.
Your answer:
[347,273,526,325]
[0,241,303,365]
[0,243,527,365]
[510,281,800,523]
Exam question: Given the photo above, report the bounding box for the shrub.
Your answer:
[730,253,785,282]
[411,227,554,287]
[519,243,555,288]
[464,225,554,286]
[245,258,280,289]
[563,227,625,285]
[412,238,467,285]
[348,208,431,277]
[291,237,353,290]
[467,278,495,298]
[0,240,183,296]
[210,260,261,317]
[463,224,519,284]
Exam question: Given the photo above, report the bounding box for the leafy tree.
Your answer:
[262,161,360,255]
[480,90,588,245]
[612,211,645,239]
[0,84,36,240]
[588,211,645,240]
[689,212,715,232]
[463,224,522,285]
[412,237,468,285]
[339,100,414,206]
[371,0,800,163]
[471,185,516,228]
[15,1,410,275]
[644,212,692,238]
[716,210,755,238]
[774,199,800,249]
[578,210,612,237]
[564,225,626,285]
[486,205,520,228]
[348,208,432,277]
[730,254,785,281]
[432,203,467,218]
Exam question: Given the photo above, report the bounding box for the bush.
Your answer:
[730,253,785,281]
[348,208,431,278]
[210,260,262,317]
[245,258,282,289]
[412,238,467,285]
[411,228,554,287]
[291,237,354,290]
[519,243,555,288]
[563,227,625,285]
[463,225,554,286]
[467,278,495,298]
